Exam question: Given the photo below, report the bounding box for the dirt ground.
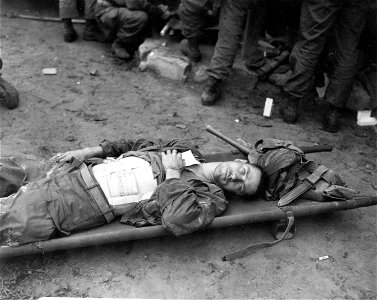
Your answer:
[0,17,376,299]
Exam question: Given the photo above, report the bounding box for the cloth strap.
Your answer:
[278,164,329,207]
[76,159,115,223]
[222,211,295,261]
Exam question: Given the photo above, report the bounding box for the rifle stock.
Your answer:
[206,125,251,154]
[205,125,333,154]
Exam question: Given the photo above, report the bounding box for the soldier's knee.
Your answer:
[135,11,148,27]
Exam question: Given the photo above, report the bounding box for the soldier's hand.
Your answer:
[52,148,90,163]
[161,149,185,172]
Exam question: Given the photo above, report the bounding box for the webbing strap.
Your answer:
[278,165,329,207]
[79,163,115,223]
[222,211,295,261]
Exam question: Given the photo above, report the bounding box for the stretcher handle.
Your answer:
[205,125,333,155]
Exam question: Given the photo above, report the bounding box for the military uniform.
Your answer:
[0,139,227,246]
[59,0,106,42]
[59,0,97,19]
[94,0,164,58]
[280,0,369,131]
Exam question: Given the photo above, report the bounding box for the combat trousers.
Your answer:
[0,157,113,246]
[95,5,148,47]
[59,0,97,19]
[179,0,220,39]
[283,0,368,108]
[206,0,265,81]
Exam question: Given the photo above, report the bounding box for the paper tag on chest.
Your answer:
[108,170,139,197]
[92,156,158,205]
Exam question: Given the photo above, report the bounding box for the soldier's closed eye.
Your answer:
[241,167,247,175]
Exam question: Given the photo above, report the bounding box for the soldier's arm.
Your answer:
[54,146,103,162]
[54,138,148,162]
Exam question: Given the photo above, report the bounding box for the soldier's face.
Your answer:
[213,161,262,196]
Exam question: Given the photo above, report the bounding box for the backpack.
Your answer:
[247,138,357,206]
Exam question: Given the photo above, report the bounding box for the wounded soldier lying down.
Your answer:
[0,138,264,246]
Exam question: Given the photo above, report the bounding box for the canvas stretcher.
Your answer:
[1,151,376,259]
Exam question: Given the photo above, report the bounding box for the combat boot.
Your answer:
[0,77,19,109]
[180,38,201,62]
[201,76,222,106]
[279,94,299,123]
[83,19,107,42]
[322,104,341,133]
[111,39,131,60]
[62,18,78,43]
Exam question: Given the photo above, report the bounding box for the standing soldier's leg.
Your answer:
[202,0,250,106]
[179,0,212,62]
[242,1,266,70]
[280,0,339,123]
[322,1,368,132]
[59,0,79,42]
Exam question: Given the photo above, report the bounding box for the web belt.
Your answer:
[71,158,115,223]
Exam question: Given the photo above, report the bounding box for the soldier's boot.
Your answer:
[62,18,78,43]
[83,19,107,42]
[279,93,299,123]
[111,39,131,60]
[180,38,201,62]
[201,76,222,106]
[322,104,341,133]
[0,77,19,109]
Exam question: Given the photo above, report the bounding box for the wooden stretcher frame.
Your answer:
[1,151,376,259]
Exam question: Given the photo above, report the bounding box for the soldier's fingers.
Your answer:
[50,154,58,161]
[51,152,63,162]
[60,156,72,162]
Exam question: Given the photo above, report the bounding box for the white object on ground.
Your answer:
[138,50,190,82]
[263,98,274,117]
[357,110,377,126]
[42,68,57,75]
